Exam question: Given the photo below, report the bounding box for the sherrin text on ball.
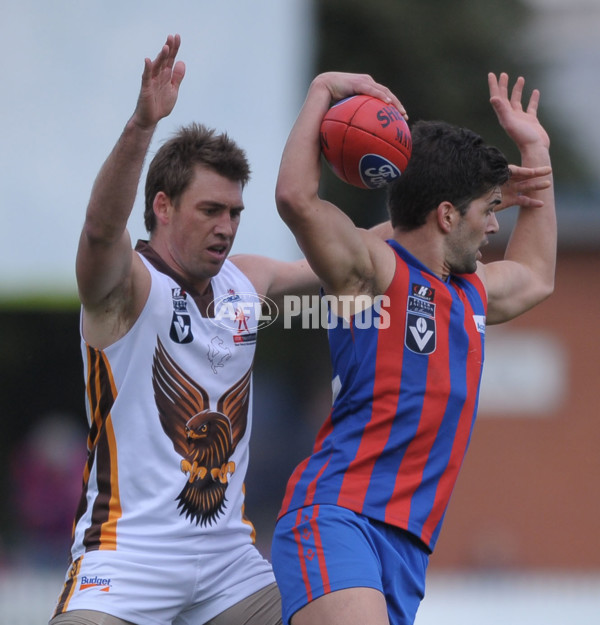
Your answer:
[320,95,412,189]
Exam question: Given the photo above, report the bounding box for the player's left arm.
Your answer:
[478,73,556,325]
[231,255,319,300]
[231,211,403,300]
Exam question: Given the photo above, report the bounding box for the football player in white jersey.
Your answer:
[49,34,320,625]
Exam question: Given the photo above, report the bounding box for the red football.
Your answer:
[320,95,412,189]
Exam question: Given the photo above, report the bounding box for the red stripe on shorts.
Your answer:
[293,508,313,603]
[310,505,331,594]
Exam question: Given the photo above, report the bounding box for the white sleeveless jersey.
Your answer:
[71,253,265,560]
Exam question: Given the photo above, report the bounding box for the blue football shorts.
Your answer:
[271,504,429,625]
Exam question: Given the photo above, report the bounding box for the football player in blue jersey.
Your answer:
[271,70,555,625]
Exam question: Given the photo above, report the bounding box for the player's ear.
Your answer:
[436,201,458,233]
[153,191,172,226]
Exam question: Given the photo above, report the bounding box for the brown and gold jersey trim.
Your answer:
[51,555,83,617]
[79,346,123,551]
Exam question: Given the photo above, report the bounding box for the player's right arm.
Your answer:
[275,73,405,299]
[76,35,185,347]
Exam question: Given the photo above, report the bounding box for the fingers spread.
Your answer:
[509,76,525,110]
[526,88,541,115]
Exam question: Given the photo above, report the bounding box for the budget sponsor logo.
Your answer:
[80,575,112,592]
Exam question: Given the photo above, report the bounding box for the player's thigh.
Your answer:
[291,587,389,625]
[272,505,386,624]
[49,609,135,625]
[203,582,282,625]
[273,505,427,625]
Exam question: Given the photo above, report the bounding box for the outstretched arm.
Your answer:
[77,35,185,314]
[232,216,407,302]
[479,73,556,324]
[275,72,405,298]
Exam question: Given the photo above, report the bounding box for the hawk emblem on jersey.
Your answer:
[152,338,250,526]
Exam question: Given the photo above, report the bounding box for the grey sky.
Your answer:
[0,0,312,296]
[2,0,598,298]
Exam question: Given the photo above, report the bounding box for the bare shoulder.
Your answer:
[229,254,274,294]
[230,254,319,299]
[229,253,271,273]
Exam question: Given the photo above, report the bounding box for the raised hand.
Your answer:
[488,73,550,151]
[133,34,186,129]
[312,71,407,120]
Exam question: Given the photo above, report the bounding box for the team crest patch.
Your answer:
[406,283,436,354]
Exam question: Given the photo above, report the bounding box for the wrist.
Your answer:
[310,75,336,101]
[117,118,157,155]
[519,143,550,166]
[127,114,158,135]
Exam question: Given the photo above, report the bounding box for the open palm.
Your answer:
[488,73,550,151]
[134,34,186,129]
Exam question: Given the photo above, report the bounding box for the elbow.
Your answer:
[275,180,314,226]
[529,262,556,306]
[81,208,124,246]
[275,185,294,221]
[540,266,556,301]
[81,221,109,247]
[541,279,555,302]
[532,276,555,308]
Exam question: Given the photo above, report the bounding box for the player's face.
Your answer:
[447,188,501,274]
[165,166,244,289]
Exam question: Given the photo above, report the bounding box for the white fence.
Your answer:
[1,568,599,624]
[416,572,600,625]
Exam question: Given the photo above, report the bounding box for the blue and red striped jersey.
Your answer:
[278,240,488,550]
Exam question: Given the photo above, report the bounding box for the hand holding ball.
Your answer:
[320,95,411,189]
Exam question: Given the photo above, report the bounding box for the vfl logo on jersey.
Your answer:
[406,283,436,354]
[170,288,193,344]
[152,338,250,527]
[359,154,401,189]
[406,314,436,354]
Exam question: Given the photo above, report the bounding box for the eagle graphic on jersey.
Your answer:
[151,338,250,526]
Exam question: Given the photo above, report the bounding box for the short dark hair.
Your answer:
[144,123,251,232]
[387,120,510,230]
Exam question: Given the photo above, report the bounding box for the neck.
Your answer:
[393,228,448,280]
[143,239,214,296]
